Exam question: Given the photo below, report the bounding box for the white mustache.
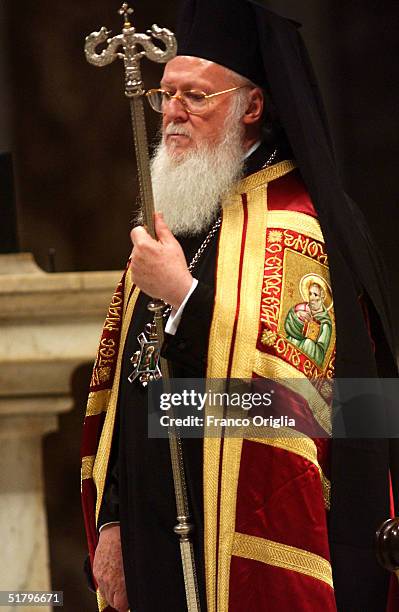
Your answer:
[165,123,192,138]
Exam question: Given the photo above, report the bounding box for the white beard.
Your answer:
[150,117,246,236]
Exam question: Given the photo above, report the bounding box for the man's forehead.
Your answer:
[161,55,233,87]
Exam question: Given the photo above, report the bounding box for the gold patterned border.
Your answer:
[218,438,244,611]
[96,591,108,612]
[123,261,134,314]
[268,210,324,242]
[203,436,222,612]
[230,183,269,378]
[217,175,269,610]
[232,532,333,588]
[254,351,332,435]
[206,193,244,379]
[81,455,95,481]
[205,190,244,611]
[233,160,295,194]
[86,390,111,416]
[93,285,140,524]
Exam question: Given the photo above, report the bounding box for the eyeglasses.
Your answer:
[145,85,247,115]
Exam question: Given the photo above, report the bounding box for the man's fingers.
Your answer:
[130,225,151,247]
[154,211,174,243]
[112,588,129,612]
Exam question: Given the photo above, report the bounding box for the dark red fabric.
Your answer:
[80,412,107,458]
[251,377,331,439]
[81,479,99,573]
[236,440,331,562]
[229,557,336,611]
[267,169,317,218]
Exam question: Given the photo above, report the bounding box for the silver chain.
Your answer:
[162,216,222,317]
[262,147,278,168]
[187,216,222,272]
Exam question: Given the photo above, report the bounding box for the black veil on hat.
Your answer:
[175,0,398,608]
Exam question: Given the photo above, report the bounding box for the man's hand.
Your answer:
[130,212,193,309]
[93,524,129,612]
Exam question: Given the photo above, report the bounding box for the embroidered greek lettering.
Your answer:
[99,347,115,359]
[108,306,121,317]
[275,337,301,367]
[265,255,283,272]
[303,359,323,378]
[260,296,280,327]
[283,230,328,264]
[100,338,116,348]
[307,240,321,258]
[326,353,335,378]
[110,293,123,307]
[97,338,116,362]
[266,241,283,253]
[97,358,114,366]
[104,292,123,331]
[90,370,100,387]
[262,276,281,296]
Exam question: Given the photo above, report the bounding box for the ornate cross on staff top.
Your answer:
[118,2,134,27]
[84,2,177,234]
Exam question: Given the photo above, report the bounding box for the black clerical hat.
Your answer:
[177,0,269,87]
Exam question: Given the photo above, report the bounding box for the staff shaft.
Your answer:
[128,96,156,238]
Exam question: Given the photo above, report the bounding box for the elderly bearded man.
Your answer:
[81,1,399,611]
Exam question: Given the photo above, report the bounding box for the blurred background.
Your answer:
[1,0,398,610]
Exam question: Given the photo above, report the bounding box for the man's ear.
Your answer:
[242,88,264,125]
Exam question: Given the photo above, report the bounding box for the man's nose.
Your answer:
[163,96,189,123]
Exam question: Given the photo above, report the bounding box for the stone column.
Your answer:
[0,253,121,611]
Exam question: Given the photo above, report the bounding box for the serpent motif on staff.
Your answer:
[85,24,177,96]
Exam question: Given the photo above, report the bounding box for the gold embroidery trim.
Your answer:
[93,285,140,524]
[253,351,332,435]
[232,532,334,589]
[268,210,324,242]
[218,438,244,612]
[246,432,331,509]
[86,390,111,416]
[205,192,244,612]
[230,183,268,378]
[233,160,296,194]
[203,436,222,612]
[211,180,270,611]
[321,473,331,511]
[81,455,95,480]
[96,590,108,612]
[207,194,244,379]
[123,265,134,314]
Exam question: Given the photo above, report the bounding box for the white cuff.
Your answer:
[165,278,198,335]
[98,521,120,532]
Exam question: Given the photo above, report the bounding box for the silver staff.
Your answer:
[84,5,201,612]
